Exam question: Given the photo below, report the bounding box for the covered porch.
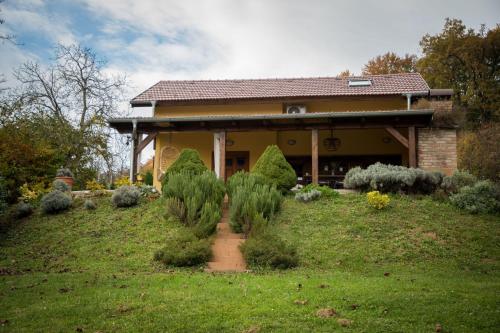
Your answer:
[108,110,433,187]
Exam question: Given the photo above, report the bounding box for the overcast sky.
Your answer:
[1,0,498,160]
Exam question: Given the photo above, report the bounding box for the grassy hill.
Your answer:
[0,194,498,332]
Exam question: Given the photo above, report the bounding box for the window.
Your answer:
[348,80,372,87]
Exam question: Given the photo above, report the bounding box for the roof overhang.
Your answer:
[109,110,434,134]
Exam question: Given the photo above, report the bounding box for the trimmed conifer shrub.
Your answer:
[252,145,296,193]
[162,149,208,188]
[15,202,33,218]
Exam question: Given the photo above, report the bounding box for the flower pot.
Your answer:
[56,176,74,188]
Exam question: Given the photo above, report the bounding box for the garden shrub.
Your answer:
[143,170,154,186]
[56,168,74,178]
[193,202,221,239]
[162,149,208,187]
[166,197,187,222]
[111,185,140,208]
[300,184,339,198]
[41,190,72,214]
[163,170,225,226]
[138,185,158,198]
[86,179,105,191]
[229,174,282,234]
[252,145,296,193]
[450,180,500,214]
[0,176,7,215]
[295,189,321,203]
[441,170,477,194]
[114,176,130,187]
[366,191,390,210]
[344,163,443,194]
[226,171,266,199]
[154,229,212,267]
[84,199,97,210]
[52,179,70,192]
[15,202,33,218]
[240,228,298,269]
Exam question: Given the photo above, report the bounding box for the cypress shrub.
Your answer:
[161,149,208,188]
[252,145,296,193]
[15,202,33,218]
[143,170,154,186]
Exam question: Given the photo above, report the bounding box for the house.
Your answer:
[109,73,457,190]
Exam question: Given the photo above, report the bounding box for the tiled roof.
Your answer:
[131,73,430,105]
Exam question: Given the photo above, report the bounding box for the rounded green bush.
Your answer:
[154,229,212,267]
[15,202,33,218]
[450,180,500,214]
[41,190,72,214]
[252,145,296,193]
[84,199,97,210]
[53,179,70,192]
[111,186,140,207]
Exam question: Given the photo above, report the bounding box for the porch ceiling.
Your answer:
[108,109,434,134]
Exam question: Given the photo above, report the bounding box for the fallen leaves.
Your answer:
[293,299,308,305]
[316,308,337,318]
[337,318,352,327]
[241,325,260,333]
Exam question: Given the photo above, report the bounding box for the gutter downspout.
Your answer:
[405,93,412,110]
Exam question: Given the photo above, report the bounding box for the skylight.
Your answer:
[348,79,372,87]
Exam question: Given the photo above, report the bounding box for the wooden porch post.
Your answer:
[130,120,138,183]
[311,129,319,184]
[408,126,417,168]
[219,131,226,181]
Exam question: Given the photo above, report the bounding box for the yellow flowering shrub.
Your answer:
[366,191,390,210]
[86,180,105,191]
[19,182,50,202]
[115,176,130,187]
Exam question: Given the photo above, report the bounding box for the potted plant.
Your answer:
[55,168,74,187]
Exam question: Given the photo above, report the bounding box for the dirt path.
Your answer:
[206,207,247,272]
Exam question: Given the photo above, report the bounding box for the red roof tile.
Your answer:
[131,73,430,105]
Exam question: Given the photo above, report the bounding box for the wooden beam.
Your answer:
[311,129,319,185]
[384,126,408,148]
[136,132,158,153]
[219,131,226,181]
[408,126,417,168]
[131,136,139,183]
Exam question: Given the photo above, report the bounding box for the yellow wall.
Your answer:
[154,96,407,118]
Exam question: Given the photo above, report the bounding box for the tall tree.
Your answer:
[362,52,417,75]
[13,44,127,188]
[417,19,500,125]
[337,69,353,78]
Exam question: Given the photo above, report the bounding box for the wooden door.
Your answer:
[225,151,249,180]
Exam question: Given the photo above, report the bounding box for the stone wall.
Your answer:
[417,128,457,175]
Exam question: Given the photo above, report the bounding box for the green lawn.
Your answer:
[0,194,499,332]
